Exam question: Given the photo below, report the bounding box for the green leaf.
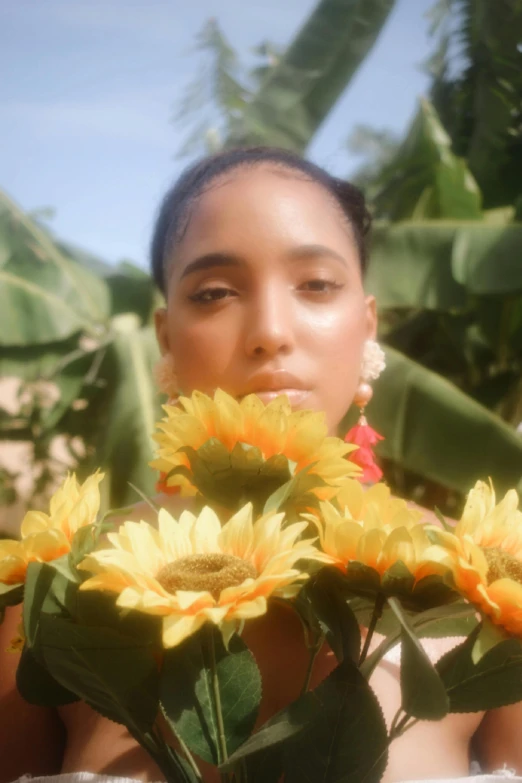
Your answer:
[69,523,102,568]
[388,597,449,720]
[300,567,361,663]
[367,222,467,310]
[471,618,510,664]
[160,629,262,765]
[229,0,396,151]
[23,561,78,654]
[94,323,161,508]
[449,0,522,208]
[16,644,78,707]
[180,438,295,514]
[451,224,522,295]
[282,659,388,783]
[0,337,103,435]
[365,346,522,496]
[437,626,522,712]
[372,99,482,221]
[74,589,162,647]
[222,694,315,769]
[39,614,159,730]
[367,220,522,312]
[0,188,110,346]
[262,468,325,516]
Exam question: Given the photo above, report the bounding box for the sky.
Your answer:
[0,0,434,267]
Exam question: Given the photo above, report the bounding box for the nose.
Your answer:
[244,285,295,359]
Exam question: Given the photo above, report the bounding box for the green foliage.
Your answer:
[282,659,388,783]
[370,99,482,221]
[39,615,160,730]
[177,0,397,154]
[366,347,522,496]
[16,645,78,707]
[296,567,362,663]
[428,0,522,209]
[224,657,388,782]
[0,189,161,530]
[0,191,109,346]
[437,626,522,712]
[388,598,449,720]
[171,438,325,517]
[161,628,262,764]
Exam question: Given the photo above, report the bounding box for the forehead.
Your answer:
[173,166,357,262]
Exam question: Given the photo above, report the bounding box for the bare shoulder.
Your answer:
[0,604,65,782]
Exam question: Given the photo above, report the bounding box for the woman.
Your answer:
[1,147,521,782]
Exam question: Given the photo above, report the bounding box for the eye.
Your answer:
[188,286,238,304]
[299,279,343,294]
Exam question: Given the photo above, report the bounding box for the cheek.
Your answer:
[297,295,366,371]
[296,298,367,429]
[167,312,241,394]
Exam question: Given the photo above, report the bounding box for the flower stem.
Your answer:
[208,628,229,771]
[166,723,203,781]
[359,593,385,666]
[389,712,418,742]
[301,633,324,695]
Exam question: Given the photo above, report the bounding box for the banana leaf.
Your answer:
[458,0,522,208]
[0,337,104,434]
[371,99,482,221]
[368,347,522,496]
[227,0,396,151]
[92,318,162,508]
[0,189,110,346]
[367,221,522,309]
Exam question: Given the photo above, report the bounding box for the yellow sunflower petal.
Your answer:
[162,613,207,648]
[218,503,254,560]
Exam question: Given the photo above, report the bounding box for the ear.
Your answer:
[154,307,170,356]
[365,295,378,341]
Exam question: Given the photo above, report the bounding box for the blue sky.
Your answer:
[0,0,434,267]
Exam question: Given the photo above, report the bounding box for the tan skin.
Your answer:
[1,165,522,782]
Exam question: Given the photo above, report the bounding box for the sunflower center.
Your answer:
[482,547,522,586]
[156,553,257,599]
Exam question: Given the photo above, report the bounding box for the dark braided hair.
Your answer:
[150,146,372,295]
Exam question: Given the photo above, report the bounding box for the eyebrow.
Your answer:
[179,244,347,280]
[286,244,347,267]
[179,252,242,280]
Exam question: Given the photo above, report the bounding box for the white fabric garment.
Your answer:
[11,771,522,783]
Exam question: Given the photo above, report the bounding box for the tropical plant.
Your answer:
[344,0,522,506]
[0,189,163,535]
[176,0,522,510]
[3,0,522,534]
[176,0,397,155]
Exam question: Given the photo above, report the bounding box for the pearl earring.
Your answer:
[344,340,386,484]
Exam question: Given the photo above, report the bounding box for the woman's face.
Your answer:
[155,166,377,435]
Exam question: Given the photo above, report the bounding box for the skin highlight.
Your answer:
[155,165,377,435]
[2,161,522,783]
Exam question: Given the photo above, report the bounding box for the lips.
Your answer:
[252,389,312,406]
[241,370,312,407]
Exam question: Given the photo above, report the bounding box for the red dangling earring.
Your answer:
[345,340,386,484]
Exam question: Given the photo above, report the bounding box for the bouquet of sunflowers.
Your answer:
[2,390,522,782]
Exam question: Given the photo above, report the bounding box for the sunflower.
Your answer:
[79,503,321,648]
[0,472,103,586]
[151,389,359,498]
[427,480,522,636]
[307,479,448,589]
